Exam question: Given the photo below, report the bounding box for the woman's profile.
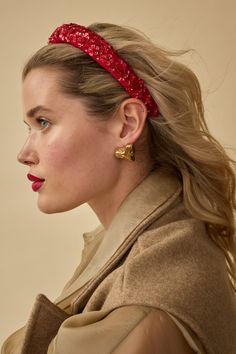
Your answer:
[1,22,236,354]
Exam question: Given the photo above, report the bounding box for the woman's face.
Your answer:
[18,68,121,214]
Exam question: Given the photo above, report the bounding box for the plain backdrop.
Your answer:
[1,0,236,345]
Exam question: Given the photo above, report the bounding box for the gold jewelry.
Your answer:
[114,144,135,162]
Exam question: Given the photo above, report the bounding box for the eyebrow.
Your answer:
[26,105,53,118]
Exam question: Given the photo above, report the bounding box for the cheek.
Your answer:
[42,127,116,179]
[43,139,75,169]
[42,133,95,175]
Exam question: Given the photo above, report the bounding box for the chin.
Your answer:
[37,198,84,214]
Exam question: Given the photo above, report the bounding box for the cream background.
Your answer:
[0,0,235,346]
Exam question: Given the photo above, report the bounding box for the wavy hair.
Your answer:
[22,23,236,293]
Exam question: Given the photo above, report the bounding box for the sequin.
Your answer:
[48,23,159,118]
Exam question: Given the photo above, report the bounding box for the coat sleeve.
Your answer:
[47,305,197,354]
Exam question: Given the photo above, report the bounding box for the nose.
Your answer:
[17,137,39,166]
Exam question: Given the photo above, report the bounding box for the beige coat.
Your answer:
[2,168,236,354]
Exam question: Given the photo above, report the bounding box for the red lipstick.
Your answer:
[27,173,45,192]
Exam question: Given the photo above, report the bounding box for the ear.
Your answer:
[117,98,148,145]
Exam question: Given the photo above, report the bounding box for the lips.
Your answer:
[27,173,44,182]
[27,173,45,192]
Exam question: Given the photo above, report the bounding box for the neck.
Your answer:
[88,165,153,229]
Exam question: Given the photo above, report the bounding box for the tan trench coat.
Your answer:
[2,168,236,354]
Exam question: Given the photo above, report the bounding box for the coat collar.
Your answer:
[55,167,182,310]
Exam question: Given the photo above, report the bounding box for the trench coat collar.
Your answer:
[55,167,182,307]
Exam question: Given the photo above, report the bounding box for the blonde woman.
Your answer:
[2,23,236,354]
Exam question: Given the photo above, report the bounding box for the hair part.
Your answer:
[22,22,236,293]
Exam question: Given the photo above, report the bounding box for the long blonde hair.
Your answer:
[22,22,236,293]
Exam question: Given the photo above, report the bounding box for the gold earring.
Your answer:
[114,144,135,162]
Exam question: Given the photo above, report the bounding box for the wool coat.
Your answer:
[2,167,236,354]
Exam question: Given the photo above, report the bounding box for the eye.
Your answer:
[36,117,50,129]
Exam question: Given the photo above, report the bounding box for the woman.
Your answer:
[2,22,236,354]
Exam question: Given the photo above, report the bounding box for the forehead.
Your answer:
[23,68,60,94]
[22,67,93,123]
[22,68,64,110]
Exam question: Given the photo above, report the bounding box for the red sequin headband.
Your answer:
[48,23,159,118]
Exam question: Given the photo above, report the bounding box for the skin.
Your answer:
[18,67,153,228]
